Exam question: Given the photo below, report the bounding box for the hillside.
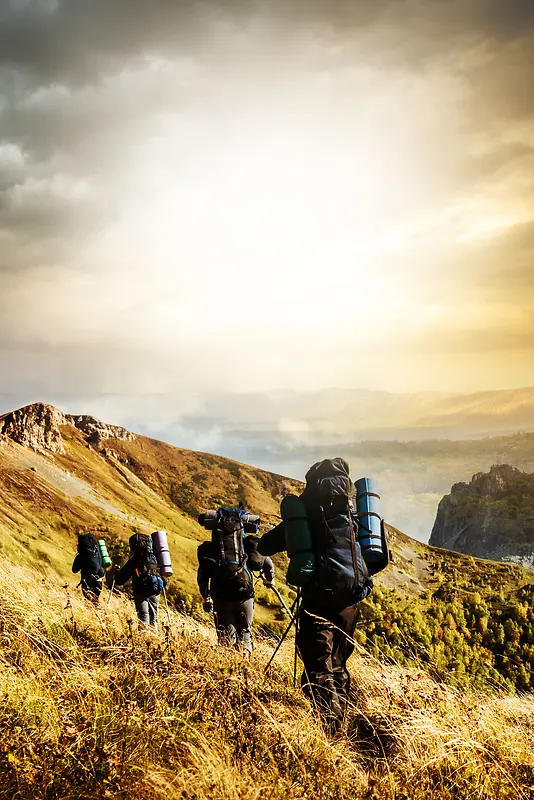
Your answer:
[1,561,534,800]
[2,402,534,691]
[430,465,534,568]
[0,403,431,598]
[0,403,300,623]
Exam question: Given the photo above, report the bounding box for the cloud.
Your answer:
[1,0,534,413]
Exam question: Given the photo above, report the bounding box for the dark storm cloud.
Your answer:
[0,0,204,85]
[1,0,534,88]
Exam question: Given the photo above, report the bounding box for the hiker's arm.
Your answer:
[258,523,286,556]
[197,564,210,599]
[114,559,134,587]
[72,555,81,574]
[262,557,275,583]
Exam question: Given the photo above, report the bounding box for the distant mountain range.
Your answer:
[145,386,534,449]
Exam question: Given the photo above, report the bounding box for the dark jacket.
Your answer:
[114,552,162,596]
[72,550,104,582]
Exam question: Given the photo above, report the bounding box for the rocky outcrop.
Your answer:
[0,404,67,455]
[66,415,135,446]
[430,464,534,568]
[0,403,135,455]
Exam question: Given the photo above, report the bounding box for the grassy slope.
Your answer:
[0,560,533,800]
[0,425,302,625]
[1,420,533,658]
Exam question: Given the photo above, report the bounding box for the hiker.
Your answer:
[111,533,166,630]
[259,458,389,733]
[72,533,106,603]
[197,506,275,656]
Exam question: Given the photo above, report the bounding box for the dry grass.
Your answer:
[0,560,533,800]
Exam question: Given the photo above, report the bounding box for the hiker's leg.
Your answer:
[91,580,103,604]
[235,598,254,654]
[147,595,160,629]
[331,604,359,708]
[82,580,99,604]
[133,595,150,626]
[296,608,344,729]
[212,598,238,646]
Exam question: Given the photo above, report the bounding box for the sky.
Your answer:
[1,0,534,427]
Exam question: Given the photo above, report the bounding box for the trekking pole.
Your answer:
[264,593,300,673]
[106,577,115,609]
[269,584,292,615]
[162,586,172,628]
[293,588,301,687]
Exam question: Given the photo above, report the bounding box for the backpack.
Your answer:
[209,507,253,601]
[129,533,165,596]
[135,571,165,596]
[77,533,105,582]
[300,458,369,609]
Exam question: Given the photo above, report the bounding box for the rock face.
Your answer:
[0,403,135,455]
[430,464,534,568]
[66,415,135,446]
[0,404,67,455]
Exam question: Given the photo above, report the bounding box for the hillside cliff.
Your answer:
[0,402,134,455]
[429,464,534,567]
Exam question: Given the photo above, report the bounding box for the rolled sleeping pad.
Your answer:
[97,538,112,568]
[151,530,173,578]
[200,510,217,530]
[355,477,384,565]
[281,494,315,586]
[242,513,260,534]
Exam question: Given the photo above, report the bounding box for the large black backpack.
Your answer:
[207,508,253,601]
[77,533,105,581]
[129,534,164,596]
[301,458,369,609]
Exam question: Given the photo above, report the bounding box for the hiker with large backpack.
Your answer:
[197,506,275,656]
[72,533,106,603]
[111,533,166,629]
[259,458,389,733]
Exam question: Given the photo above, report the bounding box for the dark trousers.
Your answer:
[213,597,254,654]
[296,603,359,731]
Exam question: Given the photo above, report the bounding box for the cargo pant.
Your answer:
[133,594,160,629]
[213,597,254,654]
[296,603,360,733]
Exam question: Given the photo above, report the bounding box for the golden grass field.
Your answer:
[1,560,533,800]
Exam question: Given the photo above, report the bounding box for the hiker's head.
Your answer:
[78,532,97,551]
